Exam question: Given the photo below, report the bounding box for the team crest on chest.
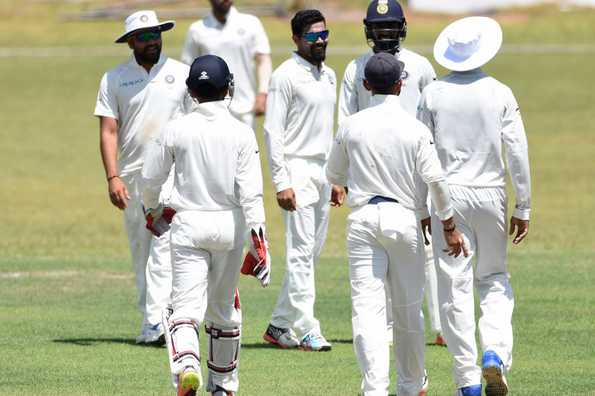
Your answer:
[165,75,175,84]
[237,28,246,36]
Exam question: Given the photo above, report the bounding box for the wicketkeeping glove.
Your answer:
[241,227,271,287]
[145,205,177,237]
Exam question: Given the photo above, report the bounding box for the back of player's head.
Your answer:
[186,55,233,101]
[364,52,404,94]
[291,9,326,37]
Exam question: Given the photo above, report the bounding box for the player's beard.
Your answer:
[310,42,327,63]
[135,43,161,65]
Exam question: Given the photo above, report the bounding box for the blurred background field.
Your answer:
[0,1,594,395]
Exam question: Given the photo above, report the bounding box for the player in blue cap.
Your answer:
[142,54,270,396]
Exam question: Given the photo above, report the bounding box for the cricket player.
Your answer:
[94,10,190,344]
[327,52,467,396]
[417,17,532,396]
[181,0,272,127]
[339,0,443,345]
[262,9,342,351]
[142,55,270,396]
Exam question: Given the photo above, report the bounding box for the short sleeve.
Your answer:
[94,73,118,119]
[251,17,271,55]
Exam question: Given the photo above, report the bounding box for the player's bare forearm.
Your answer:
[99,116,129,210]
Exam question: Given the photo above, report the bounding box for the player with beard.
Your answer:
[94,10,191,345]
[181,0,272,128]
[262,9,344,351]
[339,0,444,348]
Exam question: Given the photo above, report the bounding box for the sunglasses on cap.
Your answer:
[302,30,330,43]
[135,31,161,42]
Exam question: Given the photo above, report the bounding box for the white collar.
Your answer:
[292,52,326,73]
[195,100,230,119]
[369,94,401,108]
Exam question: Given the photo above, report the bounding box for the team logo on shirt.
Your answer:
[237,28,246,36]
[140,14,149,22]
[165,75,175,84]
[377,0,389,14]
[401,70,409,80]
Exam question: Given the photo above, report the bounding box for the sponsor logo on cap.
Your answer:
[165,75,175,84]
[199,71,210,80]
[377,0,389,14]
[140,14,149,22]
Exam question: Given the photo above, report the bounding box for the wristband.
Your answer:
[107,175,120,182]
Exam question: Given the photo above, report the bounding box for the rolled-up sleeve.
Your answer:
[263,71,292,192]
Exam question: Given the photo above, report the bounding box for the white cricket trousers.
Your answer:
[122,172,174,330]
[348,203,426,396]
[271,157,330,338]
[432,185,514,388]
[169,209,245,392]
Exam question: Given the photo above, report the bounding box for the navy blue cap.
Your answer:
[186,55,231,92]
[364,0,405,24]
[364,52,404,90]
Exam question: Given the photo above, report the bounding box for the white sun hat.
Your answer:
[433,16,503,72]
[115,10,175,43]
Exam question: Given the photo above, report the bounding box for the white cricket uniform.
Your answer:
[181,6,271,127]
[417,68,531,387]
[94,55,190,332]
[327,94,452,396]
[339,48,442,336]
[142,100,265,393]
[263,52,336,339]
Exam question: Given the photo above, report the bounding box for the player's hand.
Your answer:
[421,217,431,246]
[108,176,130,210]
[330,185,346,207]
[241,227,271,287]
[253,93,267,116]
[441,218,468,258]
[509,216,529,245]
[277,188,296,212]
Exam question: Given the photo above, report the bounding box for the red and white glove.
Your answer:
[241,227,271,287]
[145,205,176,237]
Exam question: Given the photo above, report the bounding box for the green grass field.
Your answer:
[1,2,594,395]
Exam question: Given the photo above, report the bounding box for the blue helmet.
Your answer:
[363,0,407,54]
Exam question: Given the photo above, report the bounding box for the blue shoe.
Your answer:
[482,350,508,396]
[300,332,332,352]
[454,384,482,396]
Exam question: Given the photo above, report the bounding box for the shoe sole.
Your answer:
[177,371,202,396]
[299,345,332,352]
[263,333,296,349]
[483,366,508,396]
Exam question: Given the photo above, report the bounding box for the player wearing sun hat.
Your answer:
[418,16,531,396]
[95,10,191,345]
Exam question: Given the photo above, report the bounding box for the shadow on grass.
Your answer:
[53,338,163,348]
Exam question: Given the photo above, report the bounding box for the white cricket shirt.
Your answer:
[327,94,452,220]
[263,52,337,192]
[338,48,436,124]
[142,100,265,230]
[94,55,190,177]
[181,7,271,116]
[417,69,531,220]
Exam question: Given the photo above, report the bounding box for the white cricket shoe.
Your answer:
[419,374,429,396]
[300,331,332,352]
[135,323,165,345]
[263,323,300,349]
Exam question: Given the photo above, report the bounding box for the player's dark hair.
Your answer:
[190,83,227,102]
[291,9,326,37]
